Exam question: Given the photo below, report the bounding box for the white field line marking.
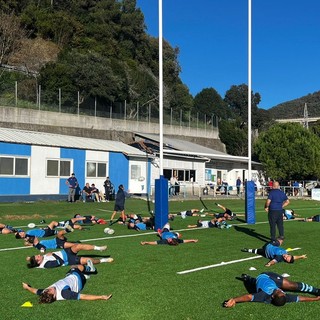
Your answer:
[97,209,114,213]
[177,248,301,275]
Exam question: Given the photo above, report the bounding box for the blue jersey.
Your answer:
[268,189,288,211]
[284,210,294,219]
[264,244,287,262]
[161,231,178,240]
[135,223,147,231]
[252,273,298,303]
[26,229,46,238]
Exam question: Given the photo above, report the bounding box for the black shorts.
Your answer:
[65,247,81,265]
[56,237,66,249]
[43,227,57,237]
[114,204,124,211]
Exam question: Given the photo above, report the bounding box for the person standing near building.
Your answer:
[109,185,128,224]
[66,173,78,203]
[103,177,112,202]
[265,181,289,242]
[236,177,241,195]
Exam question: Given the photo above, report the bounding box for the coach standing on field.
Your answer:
[265,181,290,242]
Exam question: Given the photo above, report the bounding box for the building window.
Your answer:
[0,156,29,176]
[163,169,196,182]
[47,159,71,177]
[86,162,107,178]
[131,165,141,179]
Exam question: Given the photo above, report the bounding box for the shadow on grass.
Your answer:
[234,225,270,242]
[77,254,112,258]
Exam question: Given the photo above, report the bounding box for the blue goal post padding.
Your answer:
[245,180,256,224]
[155,175,169,230]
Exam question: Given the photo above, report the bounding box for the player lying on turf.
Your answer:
[303,214,320,222]
[15,217,85,240]
[24,229,83,252]
[26,244,113,269]
[127,214,155,231]
[240,238,307,267]
[140,223,198,246]
[187,217,231,229]
[168,208,205,220]
[224,272,320,307]
[0,223,22,234]
[283,209,302,220]
[22,260,112,303]
[214,203,244,220]
[73,214,107,225]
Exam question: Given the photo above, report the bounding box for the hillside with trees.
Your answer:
[268,91,320,119]
[4,0,316,159]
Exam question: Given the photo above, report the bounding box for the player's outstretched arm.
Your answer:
[80,294,112,301]
[294,254,307,260]
[140,241,157,245]
[224,294,253,307]
[22,282,38,295]
[298,295,320,303]
[265,259,277,267]
[183,239,198,244]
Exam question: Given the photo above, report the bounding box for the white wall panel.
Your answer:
[30,146,60,194]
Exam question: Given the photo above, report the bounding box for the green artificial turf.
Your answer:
[1,198,320,320]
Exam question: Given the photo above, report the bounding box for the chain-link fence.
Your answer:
[0,81,219,130]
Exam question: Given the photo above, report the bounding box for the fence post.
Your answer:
[77,91,80,115]
[59,88,61,113]
[94,97,97,117]
[15,81,18,107]
[137,101,139,122]
[38,85,41,110]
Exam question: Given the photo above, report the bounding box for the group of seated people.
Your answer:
[82,183,106,202]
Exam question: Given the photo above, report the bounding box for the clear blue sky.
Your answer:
[136,0,320,110]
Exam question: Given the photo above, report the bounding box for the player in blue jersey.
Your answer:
[15,217,85,240]
[283,209,302,220]
[140,223,198,246]
[224,272,320,307]
[26,243,113,269]
[22,261,112,303]
[241,238,307,267]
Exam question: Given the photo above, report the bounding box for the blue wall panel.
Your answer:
[0,142,31,155]
[60,148,86,194]
[0,143,31,195]
[109,152,129,190]
[0,177,30,195]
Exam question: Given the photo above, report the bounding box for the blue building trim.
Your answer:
[0,142,31,195]
[0,142,31,156]
[0,177,30,195]
[60,148,86,195]
[109,152,129,190]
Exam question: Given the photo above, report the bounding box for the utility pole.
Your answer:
[303,103,309,129]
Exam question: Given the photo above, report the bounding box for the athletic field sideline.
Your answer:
[1,198,320,320]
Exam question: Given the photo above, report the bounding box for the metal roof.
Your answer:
[134,132,261,165]
[0,127,146,157]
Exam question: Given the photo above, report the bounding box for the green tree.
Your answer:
[224,84,261,125]
[193,88,229,119]
[254,123,320,180]
[219,119,248,156]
